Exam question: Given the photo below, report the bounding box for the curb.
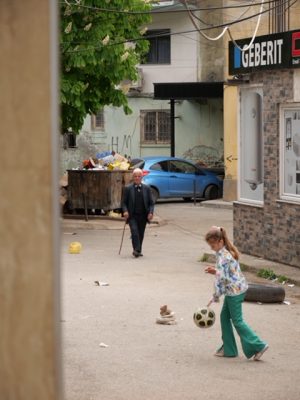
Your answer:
[200,252,300,287]
[62,216,166,231]
[200,200,233,210]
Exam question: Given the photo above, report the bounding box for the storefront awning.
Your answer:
[153,82,224,100]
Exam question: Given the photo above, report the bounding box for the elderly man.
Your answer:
[122,168,154,257]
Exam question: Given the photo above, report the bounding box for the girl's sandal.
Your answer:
[253,344,269,361]
[214,348,224,357]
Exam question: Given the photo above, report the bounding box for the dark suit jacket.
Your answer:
[122,183,154,218]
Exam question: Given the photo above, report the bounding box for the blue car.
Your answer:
[132,156,223,202]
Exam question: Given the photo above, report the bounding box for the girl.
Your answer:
[205,226,268,361]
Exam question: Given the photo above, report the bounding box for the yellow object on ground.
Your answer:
[68,242,82,254]
[108,211,121,218]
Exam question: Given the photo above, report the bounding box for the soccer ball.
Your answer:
[193,307,215,328]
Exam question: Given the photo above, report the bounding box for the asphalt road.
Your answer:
[61,202,300,400]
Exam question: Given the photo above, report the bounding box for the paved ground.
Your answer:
[62,201,300,400]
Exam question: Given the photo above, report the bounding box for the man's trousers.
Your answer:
[128,214,147,253]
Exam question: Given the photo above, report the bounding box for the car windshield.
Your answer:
[130,159,145,169]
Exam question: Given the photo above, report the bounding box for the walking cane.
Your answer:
[119,220,127,255]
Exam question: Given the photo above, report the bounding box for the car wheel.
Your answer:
[204,185,219,200]
[244,283,285,303]
[183,197,192,202]
[150,187,159,203]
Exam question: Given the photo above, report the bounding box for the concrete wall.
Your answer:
[198,0,225,82]
[140,10,198,93]
[60,97,224,173]
[0,0,61,399]
[222,0,270,81]
[234,70,300,267]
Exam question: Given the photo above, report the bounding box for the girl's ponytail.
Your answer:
[220,227,239,260]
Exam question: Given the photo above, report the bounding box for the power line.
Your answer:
[229,0,296,50]
[60,0,286,15]
[63,0,295,53]
[190,0,256,27]
[183,0,265,47]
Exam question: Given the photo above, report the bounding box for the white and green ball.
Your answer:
[193,307,216,328]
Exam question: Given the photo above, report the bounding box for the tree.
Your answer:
[60,0,151,134]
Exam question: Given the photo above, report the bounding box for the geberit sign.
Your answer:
[229,29,300,75]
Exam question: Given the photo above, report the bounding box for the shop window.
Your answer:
[280,104,300,202]
[143,29,171,64]
[141,110,171,144]
[91,110,105,131]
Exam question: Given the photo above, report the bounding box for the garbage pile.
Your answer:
[60,151,142,216]
[81,151,131,171]
[156,305,177,325]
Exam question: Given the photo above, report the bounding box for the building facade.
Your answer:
[226,22,300,266]
[60,0,224,174]
[234,68,300,267]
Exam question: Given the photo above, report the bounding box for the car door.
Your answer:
[145,160,170,197]
[168,160,200,196]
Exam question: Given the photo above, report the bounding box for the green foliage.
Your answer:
[277,275,288,283]
[60,0,151,133]
[257,269,277,280]
[257,268,288,283]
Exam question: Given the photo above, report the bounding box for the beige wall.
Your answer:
[223,84,238,201]
[196,1,273,199]
[198,0,225,82]
[0,1,61,399]
[222,0,270,80]
[140,11,198,92]
[222,1,269,200]
[289,1,300,29]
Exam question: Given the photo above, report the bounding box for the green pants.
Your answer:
[220,293,266,359]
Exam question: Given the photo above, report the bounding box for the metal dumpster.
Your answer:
[67,170,132,220]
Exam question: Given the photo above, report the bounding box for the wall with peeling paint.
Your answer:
[60,97,223,173]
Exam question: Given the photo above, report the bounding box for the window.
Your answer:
[150,161,169,172]
[141,110,171,144]
[280,104,300,202]
[67,132,77,148]
[91,110,105,131]
[169,160,197,174]
[63,132,77,149]
[143,29,171,64]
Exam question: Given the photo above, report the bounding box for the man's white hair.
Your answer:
[133,168,143,175]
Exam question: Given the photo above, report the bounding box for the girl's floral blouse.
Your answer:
[213,247,248,301]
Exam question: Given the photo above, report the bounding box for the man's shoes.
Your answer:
[253,344,269,361]
[132,250,143,257]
